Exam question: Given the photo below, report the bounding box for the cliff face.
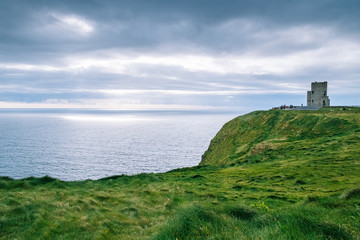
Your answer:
[200,108,360,166]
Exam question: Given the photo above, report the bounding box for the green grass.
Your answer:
[1,107,360,239]
[153,197,359,240]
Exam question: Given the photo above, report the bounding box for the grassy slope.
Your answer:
[1,107,359,239]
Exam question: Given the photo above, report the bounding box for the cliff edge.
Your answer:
[201,107,360,166]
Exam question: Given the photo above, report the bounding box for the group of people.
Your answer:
[272,105,295,110]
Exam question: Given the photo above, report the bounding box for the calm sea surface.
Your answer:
[0,109,238,180]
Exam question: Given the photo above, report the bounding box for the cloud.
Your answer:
[49,13,94,36]
[0,0,359,110]
[0,63,61,72]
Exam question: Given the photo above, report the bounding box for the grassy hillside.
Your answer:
[1,107,359,239]
[201,107,360,167]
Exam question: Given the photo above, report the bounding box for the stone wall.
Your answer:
[307,81,330,107]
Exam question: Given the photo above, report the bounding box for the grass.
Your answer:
[153,198,359,240]
[1,107,360,239]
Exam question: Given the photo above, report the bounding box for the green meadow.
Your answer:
[1,107,359,239]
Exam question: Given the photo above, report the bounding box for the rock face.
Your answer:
[307,81,330,107]
[200,108,359,167]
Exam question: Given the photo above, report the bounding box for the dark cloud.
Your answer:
[0,0,359,109]
[2,0,359,53]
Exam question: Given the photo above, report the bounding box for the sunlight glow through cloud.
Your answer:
[97,89,305,96]
[51,13,94,35]
[0,63,61,72]
[61,34,360,76]
[0,101,223,110]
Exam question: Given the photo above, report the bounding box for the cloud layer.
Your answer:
[1,0,359,110]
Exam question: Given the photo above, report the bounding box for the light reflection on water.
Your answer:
[61,115,156,122]
[0,110,238,181]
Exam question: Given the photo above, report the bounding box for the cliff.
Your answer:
[201,107,360,167]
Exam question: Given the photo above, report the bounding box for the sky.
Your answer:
[0,0,359,111]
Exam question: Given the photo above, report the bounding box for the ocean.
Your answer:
[0,109,238,181]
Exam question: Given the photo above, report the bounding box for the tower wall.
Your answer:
[307,81,330,107]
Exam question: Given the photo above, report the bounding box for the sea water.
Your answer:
[0,109,238,181]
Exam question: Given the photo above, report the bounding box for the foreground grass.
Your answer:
[1,107,360,239]
[1,163,359,239]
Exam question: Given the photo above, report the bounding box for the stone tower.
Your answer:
[307,81,330,107]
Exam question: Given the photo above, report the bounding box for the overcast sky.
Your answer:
[0,0,359,111]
